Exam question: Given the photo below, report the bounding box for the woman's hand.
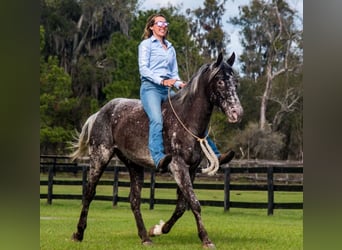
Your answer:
[163,79,187,88]
[162,79,177,87]
[177,81,187,88]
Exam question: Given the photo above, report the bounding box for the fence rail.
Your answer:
[40,155,303,215]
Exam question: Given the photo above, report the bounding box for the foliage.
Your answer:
[232,122,285,160]
[228,0,303,159]
[188,0,230,60]
[40,55,77,154]
[230,0,303,130]
[103,32,140,99]
[40,0,82,69]
[70,55,107,118]
[161,7,205,80]
[40,25,45,53]
[231,0,302,78]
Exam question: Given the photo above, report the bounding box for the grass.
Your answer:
[40,172,302,249]
[40,191,302,249]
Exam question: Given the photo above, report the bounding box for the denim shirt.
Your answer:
[138,35,180,86]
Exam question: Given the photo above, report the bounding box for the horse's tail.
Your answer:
[69,112,99,161]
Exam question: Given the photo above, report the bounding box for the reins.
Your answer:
[167,87,219,176]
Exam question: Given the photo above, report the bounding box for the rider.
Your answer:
[138,13,234,172]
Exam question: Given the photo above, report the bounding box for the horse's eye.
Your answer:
[218,79,225,87]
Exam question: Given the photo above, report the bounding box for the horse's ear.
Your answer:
[214,52,223,67]
[227,52,235,67]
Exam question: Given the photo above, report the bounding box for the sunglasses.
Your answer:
[154,21,169,27]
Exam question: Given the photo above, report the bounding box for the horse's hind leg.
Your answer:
[72,145,113,242]
[127,163,152,245]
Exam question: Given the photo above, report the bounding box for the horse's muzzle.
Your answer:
[227,105,243,123]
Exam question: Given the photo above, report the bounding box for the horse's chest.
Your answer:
[165,132,202,163]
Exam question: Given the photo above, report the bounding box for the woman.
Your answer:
[138,13,234,171]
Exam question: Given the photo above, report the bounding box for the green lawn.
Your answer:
[40,194,302,249]
[40,172,302,249]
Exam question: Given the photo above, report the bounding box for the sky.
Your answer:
[138,0,303,67]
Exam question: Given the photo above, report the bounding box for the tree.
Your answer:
[41,0,140,128]
[188,0,230,60]
[40,26,77,154]
[40,0,139,103]
[40,0,82,72]
[231,0,303,131]
[103,32,140,100]
[41,0,138,73]
[233,122,285,160]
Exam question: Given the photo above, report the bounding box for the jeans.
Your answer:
[206,136,221,157]
[140,80,169,167]
[140,80,221,167]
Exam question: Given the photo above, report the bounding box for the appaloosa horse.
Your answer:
[70,52,243,248]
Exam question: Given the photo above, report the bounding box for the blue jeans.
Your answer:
[206,136,221,157]
[140,80,221,167]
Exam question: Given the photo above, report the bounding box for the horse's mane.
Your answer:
[172,60,223,105]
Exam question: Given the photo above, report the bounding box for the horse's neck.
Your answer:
[170,91,213,137]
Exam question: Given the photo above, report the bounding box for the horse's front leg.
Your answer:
[150,161,198,236]
[149,186,187,236]
[151,159,215,248]
[174,162,215,248]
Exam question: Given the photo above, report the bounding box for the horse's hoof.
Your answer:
[203,242,216,249]
[71,233,82,242]
[148,226,158,237]
[142,240,153,246]
[149,220,165,237]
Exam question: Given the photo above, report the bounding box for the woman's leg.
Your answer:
[206,136,235,165]
[140,82,168,167]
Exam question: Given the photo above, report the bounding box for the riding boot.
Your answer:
[218,150,235,165]
[156,154,172,173]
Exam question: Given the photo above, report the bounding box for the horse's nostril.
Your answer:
[230,106,243,122]
[232,106,243,115]
[231,108,238,115]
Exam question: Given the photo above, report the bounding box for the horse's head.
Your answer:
[208,52,243,123]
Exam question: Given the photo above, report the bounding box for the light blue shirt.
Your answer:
[138,35,181,86]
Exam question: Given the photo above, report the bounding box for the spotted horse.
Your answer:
[70,52,243,248]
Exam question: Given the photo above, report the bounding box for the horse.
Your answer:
[70,52,243,248]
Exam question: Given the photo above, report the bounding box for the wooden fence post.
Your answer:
[82,165,87,205]
[113,166,119,207]
[224,167,231,211]
[267,166,274,215]
[149,170,156,210]
[47,165,54,205]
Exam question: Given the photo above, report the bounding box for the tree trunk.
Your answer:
[260,64,273,130]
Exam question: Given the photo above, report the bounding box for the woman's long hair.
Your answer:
[141,13,168,40]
